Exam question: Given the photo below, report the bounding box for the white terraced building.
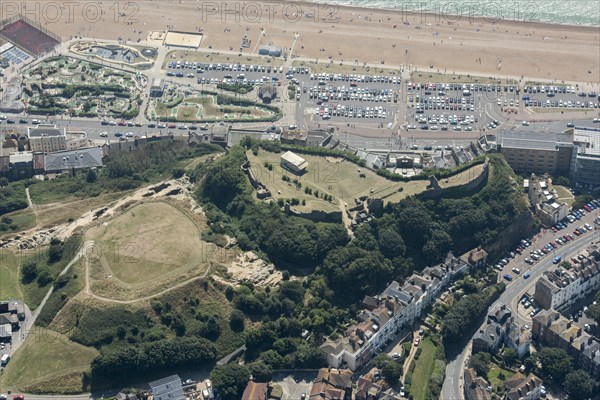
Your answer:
[320,257,468,370]
[534,245,600,311]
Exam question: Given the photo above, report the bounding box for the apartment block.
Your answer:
[534,245,600,311]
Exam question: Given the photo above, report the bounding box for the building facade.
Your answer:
[527,175,569,227]
[571,129,600,188]
[320,257,468,370]
[472,303,531,359]
[534,246,600,311]
[27,125,67,153]
[532,309,600,379]
[498,131,574,176]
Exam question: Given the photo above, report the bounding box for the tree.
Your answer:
[554,176,570,187]
[86,169,97,183]
[36,269,53,287]
[377,228,406,258]
[563,370,594,400]
[209,364,249,400]
[172,168,185,179]
[468,352,492,377]
[229,309,245,332]
[247,360,272,382]
[116,325,127,340]
[585,302,600,325]
[536,347,572,383]
[48,238,64,263]
[502,347,518,368]
[382,360,403,386]
[21,261,38,283]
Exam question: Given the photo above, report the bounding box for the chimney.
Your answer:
[581,342,586,351]
[547,319,552,327]
[567,321,572,328]
[588,337,594,345]
[577,328,582,337]
[570,335,574,343]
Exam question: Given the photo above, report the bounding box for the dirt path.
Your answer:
[401,338,418,383]
[25,187,38,227]
[338,199,354,239]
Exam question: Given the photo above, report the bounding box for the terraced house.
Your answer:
[534,245,600,311]
[532,309,600,379]
[320,257,468,370]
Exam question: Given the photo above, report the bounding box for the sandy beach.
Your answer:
[7,0,600,83]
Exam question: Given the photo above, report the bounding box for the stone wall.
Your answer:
[284,204,342,222]
[420,158,490,200]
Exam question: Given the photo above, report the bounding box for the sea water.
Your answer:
[299,0,600,27]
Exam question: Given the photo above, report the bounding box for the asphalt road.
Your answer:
[441,210,600,400]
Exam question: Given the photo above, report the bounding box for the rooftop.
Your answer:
[281,151,308,169]
[44,147,103,171]
[27,125,64,138]
[148,374,185,400]
[573,128,600,157]
[499,131,573,151]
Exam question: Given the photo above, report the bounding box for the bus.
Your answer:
[0,354,9,366]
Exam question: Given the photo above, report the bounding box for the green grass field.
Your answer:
[0,251,22,300]
[409,338,437,400]
[248,150,408,212]
[1,329,98,394]
[247,150,485,211]
[487,363,514,391]
[86,202,207,285]
[552,184,575,207]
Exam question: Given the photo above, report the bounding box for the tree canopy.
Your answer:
[469,352,492,377]
[564,370,594,400]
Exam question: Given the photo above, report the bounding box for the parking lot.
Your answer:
[164,62,403,127]
[300,72,401,125]
[405,82,499,132]
[522,84,599,110]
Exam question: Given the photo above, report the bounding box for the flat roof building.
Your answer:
[498,131,574,176]
[571,128,600,188]
[150,78,165,97]
[280,151,308,174]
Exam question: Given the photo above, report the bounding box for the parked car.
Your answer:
[523,272,531,279]
[503,274,513,282]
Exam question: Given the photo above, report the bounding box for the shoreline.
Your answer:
[8,0,600,83]
[291,0,600,29]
